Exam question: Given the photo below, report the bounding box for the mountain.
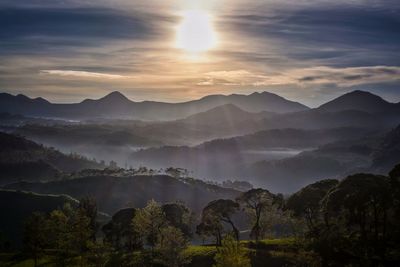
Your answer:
[0,189,78,247]
[317,90,400,113]
[0,91,309,121]
[180,104,269,125]
[0,132,104,185]
[3,175,240,214]
[187,91,308,113]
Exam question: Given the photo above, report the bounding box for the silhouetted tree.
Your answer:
[79,197,98,241]
[201,199,240,241]
[236,188,276,242]
[23,212,48,267]
[321,174,394,265]
[162,202,192,238]
[103,208,141,251]
[286,179,338,234]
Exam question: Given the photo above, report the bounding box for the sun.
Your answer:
[176,10,218,53]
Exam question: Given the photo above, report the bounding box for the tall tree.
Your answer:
[286,179,338,233]
[162,202,192,238]
[23,212,48,267]
[236,188,276,242]
[103,208,140,251]
[79,197,98,241]
[201,199,240,241]
[156,226,190,267]
[196,216,223,246]
[322,174,394,265]
[132,199,168,262]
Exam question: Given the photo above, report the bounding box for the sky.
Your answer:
[0,0,399,107]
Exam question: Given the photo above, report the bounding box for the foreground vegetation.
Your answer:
[1,163,400,266]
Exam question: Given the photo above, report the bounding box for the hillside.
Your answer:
[3,175,240,214]
[0,132,104,185]
[371,125,400,173]
[0,190,78,247]
[129,127,379,181]
[247,134,384,192]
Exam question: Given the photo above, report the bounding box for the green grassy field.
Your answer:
[0,238,316,267]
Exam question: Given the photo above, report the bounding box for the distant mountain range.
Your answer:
[1,89,399,123]
[0,91,308,121]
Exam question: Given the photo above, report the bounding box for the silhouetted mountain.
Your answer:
[190,91,308,113]
[181,104,268,125]
[0,91,309,121]
[317,90,399,113]
[3,175,240,214]
[0,190,78,247]
[0,132,104,185]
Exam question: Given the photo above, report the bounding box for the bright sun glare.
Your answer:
[176,10,217,53]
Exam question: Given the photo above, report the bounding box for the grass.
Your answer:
[0,254,53,267]
[0,238,302,267]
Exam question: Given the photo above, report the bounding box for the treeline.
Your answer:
[14,164,400,266]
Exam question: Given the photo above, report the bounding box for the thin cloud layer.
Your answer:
[40,70,128,79]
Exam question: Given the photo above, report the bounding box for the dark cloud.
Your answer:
[222,5,400,67]
[0,7,175,56]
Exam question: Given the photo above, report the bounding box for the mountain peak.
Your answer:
[102,91,130,101]
[318,90,391,113]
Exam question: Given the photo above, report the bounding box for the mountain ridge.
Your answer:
[0,90,308,121]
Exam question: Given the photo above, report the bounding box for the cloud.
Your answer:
[40,70,128,79]
[197,66,400,87]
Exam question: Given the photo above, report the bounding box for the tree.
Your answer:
[201,199,240,241]
[156,226,190,267]
[103,208,141,251]
[23,212,48,267]
[213,235,251,267]
[321,174,394,265]
[162,202,192,238]
[132,200,167,256]
[286,179,338,234]
[196,217,223,246]
[236,188,276,242]
[47,206,74,267]
[46,203,93,267]
[79,197,98,241]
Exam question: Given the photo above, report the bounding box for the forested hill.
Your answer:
[0,189,78,247]
[0,132,104,185]
[4,175,240,214]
